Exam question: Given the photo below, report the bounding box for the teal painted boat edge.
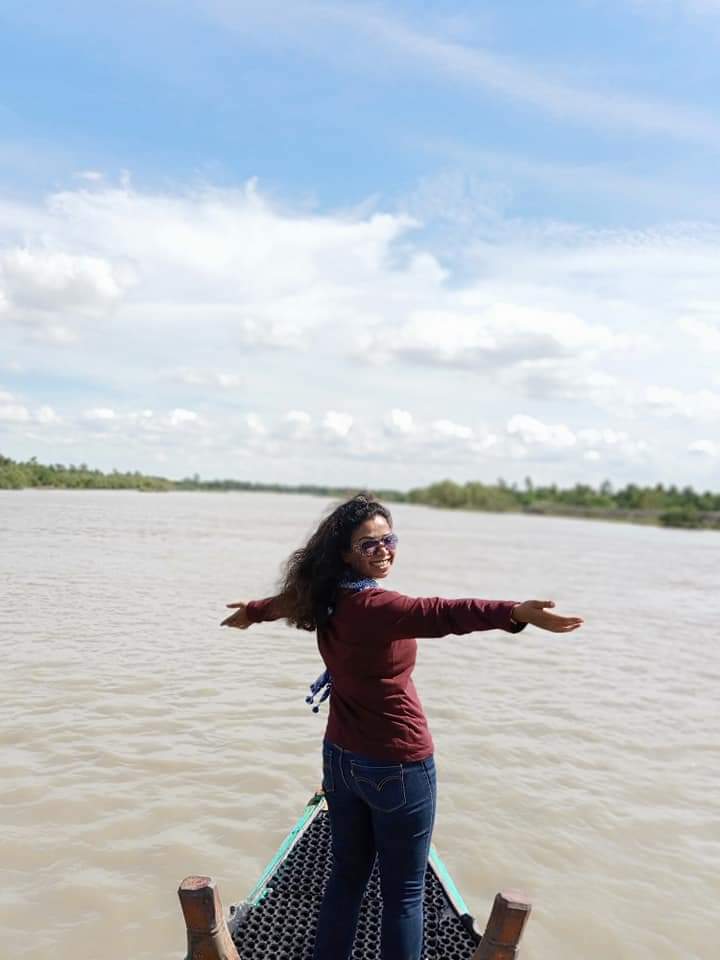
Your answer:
[242,792,326,907]
[428,843,473,920]
[228,793,479,943]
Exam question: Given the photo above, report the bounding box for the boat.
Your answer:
[178,790,531,960]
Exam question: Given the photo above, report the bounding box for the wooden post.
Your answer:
[472,890,532,960]
[178,876,241,960]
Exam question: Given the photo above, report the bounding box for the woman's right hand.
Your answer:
[221,602,251,629]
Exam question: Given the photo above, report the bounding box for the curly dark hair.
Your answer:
[278,492,392,631]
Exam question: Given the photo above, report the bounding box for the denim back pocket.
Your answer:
[322,746,335,794]
[350,762,406,813]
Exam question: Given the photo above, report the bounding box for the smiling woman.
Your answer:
[221,492,583,960]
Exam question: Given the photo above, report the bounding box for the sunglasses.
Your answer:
[351,533,399,556]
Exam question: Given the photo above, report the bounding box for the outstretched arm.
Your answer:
[361,591,527,639]
[220,595,289,629]
[356,590,582,640]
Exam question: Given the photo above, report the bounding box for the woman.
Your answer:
[221,493,582,960]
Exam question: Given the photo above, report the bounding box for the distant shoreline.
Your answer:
[2,453,719,530]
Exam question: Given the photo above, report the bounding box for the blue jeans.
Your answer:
[312,739,437,960]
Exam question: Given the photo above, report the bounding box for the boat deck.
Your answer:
[229,796,479,959]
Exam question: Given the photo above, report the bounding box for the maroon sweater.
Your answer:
[247,588,525,762]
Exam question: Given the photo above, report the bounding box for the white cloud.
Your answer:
[577,427,631,447]
[83,408,117,421]
[0,402,30,422]
[35,405,61,424]
[1,181,714,386]
[509,360,618,403]
[216,373,241,388]
[507,414,577,450]
[431,418,473,441]
[0,389,60,427]
[384,408,415,435]
[223,406,634,468]
[678,315,720,351]
[503,416,651,464]
[643,386,720,420]
[171,368,242,388]
[688,440,719,457]
[168,408,203,428]
[469,433,498,454]
[0,181,419,356]
[231,407,490,461]
[323,411,354,439]
[280,410,313,439]
[0,248,130,321]
[2,396,660,484]
[76,406,205,436]
[369,303,625,372]
[576,427,650,462]
[2,179,719,486]
[31,324,78,344]
[244,413,266,435]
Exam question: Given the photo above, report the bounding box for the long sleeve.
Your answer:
[321,587,527,761]
[246,595,288,623]
[351,589,526,640]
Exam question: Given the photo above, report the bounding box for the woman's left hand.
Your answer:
[221,602,251,629]
[512,600,583,633]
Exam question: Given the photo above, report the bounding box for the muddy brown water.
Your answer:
[1,490,717,959]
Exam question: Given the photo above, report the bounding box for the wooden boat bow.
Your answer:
[178,793,531,959]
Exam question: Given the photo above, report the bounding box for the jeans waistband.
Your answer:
[323,738,434,768]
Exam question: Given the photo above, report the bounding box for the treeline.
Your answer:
[403,478,720,529]
[2,454,719,529]
[0,455,173,491]
[173,473,403,504]
[0,456,398,501]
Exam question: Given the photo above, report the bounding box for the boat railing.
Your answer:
[178,875,531,960]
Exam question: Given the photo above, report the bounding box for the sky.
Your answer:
[1,0,720,490]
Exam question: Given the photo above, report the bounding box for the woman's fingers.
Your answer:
[538,611,584,632]
[222,601,249,626]
[221,609,249,627]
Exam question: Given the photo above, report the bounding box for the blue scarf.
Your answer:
[305,573,379,713]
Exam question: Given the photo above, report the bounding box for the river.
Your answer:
[1,490,717,959]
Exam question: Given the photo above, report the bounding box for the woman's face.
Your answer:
[342,513,396,580]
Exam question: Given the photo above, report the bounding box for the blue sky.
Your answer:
[1,0,720,488]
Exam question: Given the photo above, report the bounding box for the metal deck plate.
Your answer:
[231,807,479,959]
